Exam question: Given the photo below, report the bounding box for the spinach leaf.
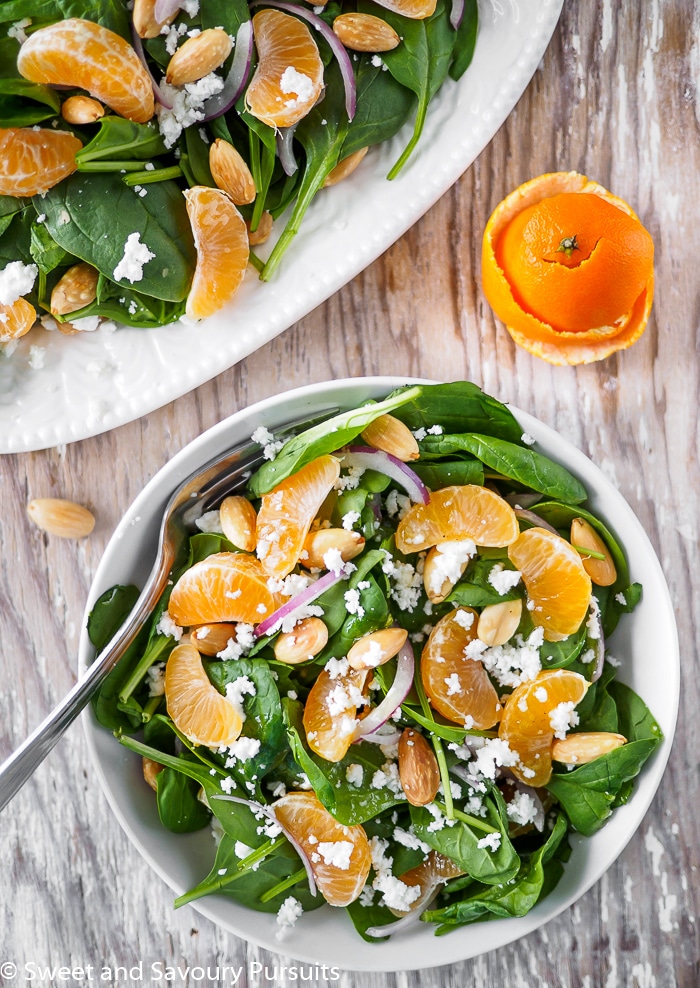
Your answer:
[40,172,195,302]
[0,196,23,238]
[247,386,421,495]
[575,661,619,732]
[0,205,34,266]
[340,56,416,159]
[412,458,485,489]
[87,584,148,731]
[72,277,187,328]
[389,381,524,443]
[320,572,390,661]
[75,117,166,163]
[200,0,249,34]
[30,220,69,273]
[0,0,130,35]
[449,0,478,80]
[156,764,211,833]
[345,897,393,942]
[448,556,522,608]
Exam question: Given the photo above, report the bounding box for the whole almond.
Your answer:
[302,528,365,570]
[552,731,627,764]
[324,147,369,188]
[570,517,617,586]
[220,495,257,551]
[166,28,233,86]
[247,210,273,246]
[50,263,99,316]
[27,498,95,538]
[209,139,256,205]
[61,95,104,124]
[361,413,419,462]
[398,728,440,806]
[191,622,238,656]
[347,627,408,670]
[423,542,473,603]
[333,13,400,52]
[274,616,329,664]
[477,599,523,646]
[133,0,178,38]
[142,756,164,791]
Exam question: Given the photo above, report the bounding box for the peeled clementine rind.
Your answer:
[165,643,242,748]
[421,608,501,729]
[273,792,372,907]
[395,485,519,554]
[0,127,82,197]
[168,551,278,626]
[0,297,37,341]
[499,669,588,786]
[184,186,249,320]
[256,454,341,579]
[246,9,324,129]
[303,667,368,763]
[17,19,154,123]
[507,527,592,641]
[482,171,654,365]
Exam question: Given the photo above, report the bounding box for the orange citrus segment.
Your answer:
[499,669,588,786]
[370,0,437,18]
[396,485,519,554]
[390,851,464,916]
[0,297,37,341]
[184,186,249,320]
[245,9,324,129]
[168,551,278,626]
[482,171,654,365]
[507,527,592,641]
[164,643,242,747]
[303,666,368,763]
[272,792,372,907]
[256,454,341,579]
[0,127,82,197]
[421,608,501,729]
[17,19,155,123]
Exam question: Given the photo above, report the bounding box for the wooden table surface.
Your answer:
[1,2,698,986]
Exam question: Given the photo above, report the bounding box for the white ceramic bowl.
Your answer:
[80,377,679,972]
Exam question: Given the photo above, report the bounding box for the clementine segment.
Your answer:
[507,527,592,641]
[390,851,464,916]
[245,10,324,129]
[17,19,155,123]
[0,127,82,197]
[370,0,437,18]
[395,485,519,554]
[421,608,501,729]
[184,186,249,320]
[256,454,341,579]
[164,643,243,748]
[303,666,368,762]
[272,792,372,907]
[167,551,278,626]
[0,297,37,341]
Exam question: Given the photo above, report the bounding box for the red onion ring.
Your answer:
[201,21,254,121]
[154,0,184,22]
[514,508,559,536]
[130,22,173,109]
[253,566,351,639]
[212,793,317,896]
[249,0,356,121]
[505,492,542,509]
[276,124,298,176]
[357,726,402,747]
[343,446,430,505]
[353,642,414,740]
[449,0,465,29]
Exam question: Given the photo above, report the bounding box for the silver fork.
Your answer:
[0,410,335,813]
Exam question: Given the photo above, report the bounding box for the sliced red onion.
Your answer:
[131,23,173,109]
[213,793,317,896]
[254,566,351,639]
[514,508,559,536]
[358,726,403,747]
[344,446,430,505]
[587,600,605,682]
[201,21,254,121]
[249,0,356,121]
[154,0,183,22]
[353,642,415,740]
[276,125,298,176]
[505,492,542,509]
[449,0,465,29]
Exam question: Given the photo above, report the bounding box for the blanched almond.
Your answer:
[332,13,400,52]
[209,139,256,206]
[191,622,237,656]
[143,756,164,791]
[552,732,627,764]
[27,498,95,538]
[50,263,99,316]
[274,616,328,664]
[302,528,365,569]
[324,147,369,187]
[477,599,523,646]
[398,728,440,807]
[247,210,273,246]
[133,0,178,38]
[166,28,233,86]
[361,413,419,462]
[61,95,104,124]
[347,627,407,670]
[570,518,617,586]
[423,542,473,603]
[220,495,257,552]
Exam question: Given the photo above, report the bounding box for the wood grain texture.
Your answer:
[1,1,698,985]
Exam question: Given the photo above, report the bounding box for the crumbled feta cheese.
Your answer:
[385,489,412,519]
[325,656,349,680]
[161,21,188,55]
[8,17,32,44]
[335,464,365,491]
[217,623,256,660]
[444,672,462,696]
[156,611,183,641]
[224,675,256,720]
[341,510,361,530]
[344,587,365,618]
[195,509,224,533]
[392,827,431,854]
[425,540,475,597]
[374,873,421,911]
[427,425,443,435]
[225,736,261,763]
[346,763,364,787]
[549,701,579,739]
[477,832,502,852]
[488,564,522,595]
[275,896,303,940]
[317,840,353,869]
[146,661,166,696]
[113,232,155,284]
[521,433,536,445]
[70,315,101,333]
[156,73,224,148]
[472,627,544,689]
[370,761,405,796]
[615,591,627,606]
[251,424,284,461]
[279,66,314,108]
[472,738,521,780]
[454,608,475,630]
[413,427,427,441]
[0,260,38,306]
[28,345,45,369]
[234,840,255,859]
[323,547,346,575]
[534,686,548,702]
[385,557,422,612]
[506,790,540,827]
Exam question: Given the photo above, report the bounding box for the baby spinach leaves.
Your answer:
[390,381,523,443]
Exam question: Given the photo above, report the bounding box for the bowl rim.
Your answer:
[79,375,679,972]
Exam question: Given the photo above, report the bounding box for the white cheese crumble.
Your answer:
[345,763,364,787]
[454,608,475,629]
[195,509,224,533]
[341,510,361,530]
[425,540,475,597]
[487,564,522,595]
[344,587,365,618]
[234,840,255,860]
[113,232,155,284]
[385,489,411,520]
[156,611,183,641]
[275,896,303,940]
[156,73,224,148]
[0,260,38,306]
[70,315,101,332]
[477,832,502,852]
[317,840,353,869]
[28,345,45,369]
[506,790,540,827]
[521,433,536,445]
[279,66,315,108]
[323,547,346,576]
[444,672,462,696]
[146,661,166,696]
[217,623,256,660]
[471,627,544,689]
[224,675,256,720]
[471,738,521,780]
[549,701,579,739]
[8,17,32,44]
[251,425,284,461]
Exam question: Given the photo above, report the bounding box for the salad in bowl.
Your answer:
[85,380,666,952]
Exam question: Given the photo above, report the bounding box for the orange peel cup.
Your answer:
[481,171,655,365]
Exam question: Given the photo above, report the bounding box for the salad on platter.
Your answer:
[0,0,478,346]
[88,381,662,941]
